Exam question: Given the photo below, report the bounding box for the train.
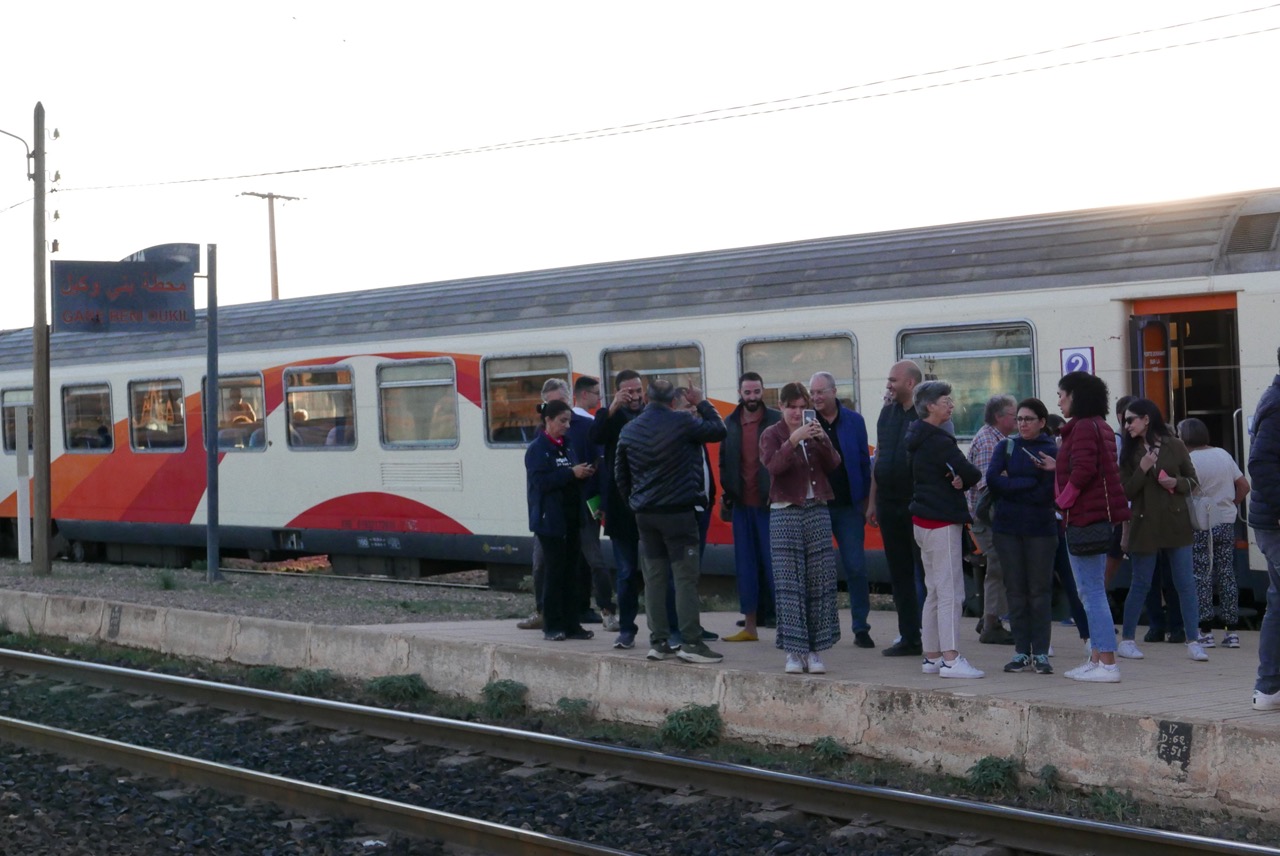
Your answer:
[1,187,1277,602]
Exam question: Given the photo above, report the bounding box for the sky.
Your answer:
[2,2,1280,330]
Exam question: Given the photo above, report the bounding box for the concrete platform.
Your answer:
[4,589,1279,817]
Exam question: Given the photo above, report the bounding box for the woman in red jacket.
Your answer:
[760,382,842,675]
[1046,371,1131,682]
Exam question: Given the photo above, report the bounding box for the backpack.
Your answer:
[973,437,1015,527]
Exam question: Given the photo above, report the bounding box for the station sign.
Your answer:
[52,244,198,334]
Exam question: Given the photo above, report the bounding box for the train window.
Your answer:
[285,366,355,450]
[201,374,266,451]
[483,353,569,445]
[899,323,1035,439]
[601,345,704,403]
[128,379,186,451]
[62,384,113,452]
[378,360,458,448]
[740,335,857,409]
[2,388,33,453]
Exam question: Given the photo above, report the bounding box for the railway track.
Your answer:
[0,647,1273,856]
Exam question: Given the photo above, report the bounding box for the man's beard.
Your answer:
[742,399,762,412]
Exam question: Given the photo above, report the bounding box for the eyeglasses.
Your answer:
[1015,415,1040,423]
[1124,416,1141,425]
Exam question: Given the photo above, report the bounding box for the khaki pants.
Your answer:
[915,523,966,654]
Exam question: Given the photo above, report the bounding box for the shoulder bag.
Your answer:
[1065,419,1115,556]
[1187,479,1213,531]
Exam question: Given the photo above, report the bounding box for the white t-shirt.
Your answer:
[1189,447,1243,526]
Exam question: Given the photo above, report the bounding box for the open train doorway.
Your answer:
[1128,294,1243,461]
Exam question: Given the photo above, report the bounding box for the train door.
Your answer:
[1128,294,1243,460]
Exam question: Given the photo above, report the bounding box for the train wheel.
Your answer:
[70,540,89,563]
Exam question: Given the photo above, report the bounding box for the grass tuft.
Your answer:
[967,755,1019,796]
[659,703,722,749]
[365,673,430,703]
[481,679,528,719]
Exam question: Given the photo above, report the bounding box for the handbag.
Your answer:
[1065,419,1115,556]
[1066,520,1113,555]
[1187,488,1213,531]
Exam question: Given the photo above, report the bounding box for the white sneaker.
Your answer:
[939,655,984,679]
[1074,662,1121,683]
[785,653,804,674]
[807,652,826,674]
[1064,659,1097,680]
[1186,641,1209,662]
[602,612,621,633]
[1197,632,1215,649]
[921,656,941,675]
[1116,640,1144,660]
[1047,644,1055,657]
[1223,633,1241,649]
[1254,688,1280,711]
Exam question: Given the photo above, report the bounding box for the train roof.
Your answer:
[4,187,1280,369]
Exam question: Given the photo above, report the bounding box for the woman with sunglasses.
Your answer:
[1117,398,1204,662]
[986,397,1059,675]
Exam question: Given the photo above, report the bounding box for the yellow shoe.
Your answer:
[723,629,758,642]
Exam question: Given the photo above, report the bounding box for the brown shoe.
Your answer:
[517,612,543,630]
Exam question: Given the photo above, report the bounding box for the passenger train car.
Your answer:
[1,188,1278,598]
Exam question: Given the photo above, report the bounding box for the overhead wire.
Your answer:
[30,3,1280,196]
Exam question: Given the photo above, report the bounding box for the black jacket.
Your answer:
[874,401,918,502]
[1249,374,1280,530]
[906,419,981,524]
[616,400,727,514]
[590,405,640,539]
[718,404,782,506]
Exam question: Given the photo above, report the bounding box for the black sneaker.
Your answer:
[647,642,679,661]
[854,631,875,649]
[565,628,594,641]
[1003,653,1031,672]
[701,629,720,641]
[1167,629,1187,643]
[579,609,603,624]
[1143,627,1166,643]
[677,643,724,664]
[882,639,923,657]
[1032,654,1053,675]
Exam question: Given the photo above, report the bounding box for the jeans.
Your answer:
[636,510,703,647]
[1054,534,1089,639]
[1070,551,1116,653]
[613,534,642,636]
[993,532,1056,656]
[1123,546,1198,642]
[732,505,774,617]
[877,498,922,646]
[1143,552,1183,635]
[1254,528,1280,694]
[829,502,871,632]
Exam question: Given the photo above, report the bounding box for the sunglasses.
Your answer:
[1124,416,1143,425]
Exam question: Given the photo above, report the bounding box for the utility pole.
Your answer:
[32,103,50,576]
[239,191,299,301]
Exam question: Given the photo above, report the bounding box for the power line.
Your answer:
[39,4,1280,196]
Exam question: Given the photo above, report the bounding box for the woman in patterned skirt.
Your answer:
[760,381,842,674]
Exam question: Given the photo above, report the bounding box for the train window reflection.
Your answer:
[285,366,355,450]
[2,388,33,453]
[379,360,458,448]
[483,353,569,445]
[128,379,186,451]
[740,335,856,410]
[602,345,703,404]
[202,374,266,451]
[62,384,113,452]
[899,323,1035,439]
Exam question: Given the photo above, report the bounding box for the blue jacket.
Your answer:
[525,432,581,537]
[1249,373,1280,530]
[823,405,872,507]
[567,411,602,510]
[986,432,1058,538]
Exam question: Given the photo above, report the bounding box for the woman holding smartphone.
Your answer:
[1117,398,1204,662]
[986,397,1059,675]
[760,382,842,674]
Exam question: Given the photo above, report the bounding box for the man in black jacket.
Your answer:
[1249,348,1280,711]
[616,379,727,664]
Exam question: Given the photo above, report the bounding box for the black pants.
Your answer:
[877,498,921,646]
[537,530,585,636]
[994,532,1056,656]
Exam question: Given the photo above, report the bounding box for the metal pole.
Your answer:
[32,102,50,576]
[15,404,30,563]
[205,244,221,582]
[267,195,279,302]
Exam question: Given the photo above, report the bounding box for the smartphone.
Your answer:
[945,463,957,477]
[1023,448,1040,462]
[803,409,816,424]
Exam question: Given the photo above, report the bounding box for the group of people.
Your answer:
[523,354,1280,704]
